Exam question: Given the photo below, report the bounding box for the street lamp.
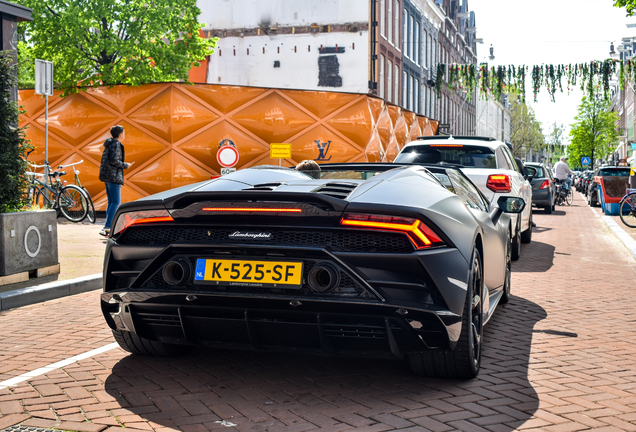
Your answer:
[488,44,495,61]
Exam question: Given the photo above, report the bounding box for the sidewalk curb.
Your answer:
[601,214,636,261]
[0,273,102,311]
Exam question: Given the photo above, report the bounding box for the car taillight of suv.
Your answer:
[486,174,511,193]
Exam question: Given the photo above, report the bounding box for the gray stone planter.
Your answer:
[0,210,58,276]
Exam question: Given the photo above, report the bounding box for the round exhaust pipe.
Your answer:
[308,264,340,293]
[162,259,192,286]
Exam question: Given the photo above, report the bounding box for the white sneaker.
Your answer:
[99,228,110,237]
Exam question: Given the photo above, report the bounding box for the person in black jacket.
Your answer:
[98,125,134,236]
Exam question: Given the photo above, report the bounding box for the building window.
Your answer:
[394,0,399,48]
[388,0,392,44]
[409,74,414,111]
[379,54,385,99]
[380,0,385,38]
[403,71,408,109]
[387,59,393,103]
[415,78,419,113]
[415,21,420,65]
[403,9,407,53]
[394,64,399,105]
[408,15,414,59]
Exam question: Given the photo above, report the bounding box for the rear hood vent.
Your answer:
[243,182,285,191]
[315,182,358,199]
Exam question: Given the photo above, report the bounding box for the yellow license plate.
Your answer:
[194,259,303,287]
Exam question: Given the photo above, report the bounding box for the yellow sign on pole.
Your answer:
[270,143,292,159]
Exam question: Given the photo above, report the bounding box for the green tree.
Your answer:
[568,96,619,169]
[0,51,31,213]
[614,0,636,15]
[510,97,544,158]
[544,122,565,165]
[17,0,216,94]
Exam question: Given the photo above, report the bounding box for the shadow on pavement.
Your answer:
[515,240,555,273]
[104,296,547,431]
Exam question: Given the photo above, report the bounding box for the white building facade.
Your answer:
[200,0,370,93]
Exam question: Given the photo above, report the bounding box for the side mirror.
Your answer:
[497,196,525,214]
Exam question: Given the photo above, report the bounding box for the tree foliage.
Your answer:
[614,0,636,15]
[509,97,544,158]
[568,97,619,169]
[0,51,31,213]
[17,0,216,94]
[544,122,565,166]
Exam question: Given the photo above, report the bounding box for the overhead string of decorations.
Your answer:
[435,59,634,103]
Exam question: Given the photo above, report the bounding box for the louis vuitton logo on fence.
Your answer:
[315,140,332,161]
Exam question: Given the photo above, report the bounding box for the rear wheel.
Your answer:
[620,196,636,228]
[544,205,553,214]
[520,213,532,244]
[565,189,573,205]
[500,232,512,304]
[83,188,96,223]
[511,223,521,261]
[408,248,483,378]
[112,329,191,356]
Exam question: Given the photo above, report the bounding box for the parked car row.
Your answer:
[577,166,631,212]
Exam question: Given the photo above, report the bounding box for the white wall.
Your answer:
[199,0,368,29]
[207,32,369,92]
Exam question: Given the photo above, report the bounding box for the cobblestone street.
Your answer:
[1,193,636,432]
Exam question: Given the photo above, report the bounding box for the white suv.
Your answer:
[394,135,533,260]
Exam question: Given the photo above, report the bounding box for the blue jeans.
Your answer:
[104,182,121,229]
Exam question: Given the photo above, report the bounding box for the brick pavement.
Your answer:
[1,192,636,431]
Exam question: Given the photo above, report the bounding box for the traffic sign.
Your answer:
[217,145,239,168]
[581,157,591,165]
[220,167,236,175]
[271,143,292,159]
[35,59,53,96]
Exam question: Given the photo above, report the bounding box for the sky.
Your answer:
[469,0,633,142]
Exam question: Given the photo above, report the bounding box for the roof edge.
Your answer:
[0,0,32,22]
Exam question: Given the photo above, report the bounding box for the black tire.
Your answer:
[544,205,552,214]
[35,188,60,217]
[408,248,483,378]
[565,189,573,205]
[83,188,96,223]
[511,222,521,261]
[58,185,88,222]
[500,230,512,304]
[112,329,191,356]
[520,213,532,244]
[620,196,636,228]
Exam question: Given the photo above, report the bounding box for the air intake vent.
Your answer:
[315,182,358,199]
[243,182,284,191]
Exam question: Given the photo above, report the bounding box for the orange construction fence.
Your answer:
[19,83,438,210]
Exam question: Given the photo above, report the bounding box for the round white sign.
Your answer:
[217,146,239,168]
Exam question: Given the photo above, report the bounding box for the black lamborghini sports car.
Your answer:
[101,163,524,378]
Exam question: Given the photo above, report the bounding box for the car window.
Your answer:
[396,144,497,168]
[501,146,519,172]
[525,166,539,177]
[495,148,511,170]
[431,173,455,193]
[599,168,630,176]
[446,169,488,212]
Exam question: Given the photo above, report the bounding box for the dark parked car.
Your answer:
[587,167,631,207]
[100,163,525,378]
[524,162,556,214]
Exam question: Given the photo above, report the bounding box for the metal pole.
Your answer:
[44,94,49,180]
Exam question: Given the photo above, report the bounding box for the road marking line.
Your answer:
[0,342,119,390]
[603,216,636,261]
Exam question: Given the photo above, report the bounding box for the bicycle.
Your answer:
[26,161,89,222]
[619,188,636,228]
[56,160,96,223]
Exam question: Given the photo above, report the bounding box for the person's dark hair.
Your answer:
[110,125,125,139]
[296,160,321,179]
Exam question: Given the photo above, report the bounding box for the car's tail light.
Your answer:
[113,210,173,235]
[486,174,511,193]
[539,180,551,189]
[340,213,444,249]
